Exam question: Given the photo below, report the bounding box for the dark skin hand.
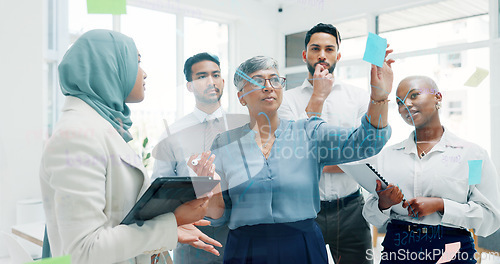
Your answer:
[403,197,444,217]
[376,180,404,210]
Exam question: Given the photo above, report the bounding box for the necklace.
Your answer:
[415,140,440,158]
[414,127,444,158]
[416,144,432,158]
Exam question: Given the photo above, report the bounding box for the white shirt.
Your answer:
[362,129,500,237]
[278,78,369,200]
[170,106,225,134]
[152,106,249,179]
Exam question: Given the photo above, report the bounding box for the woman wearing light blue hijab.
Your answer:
[40,30,221,264]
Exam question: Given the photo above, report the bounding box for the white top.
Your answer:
[170,106,225,134]
[362,129,500,237]
[278,78,369,200]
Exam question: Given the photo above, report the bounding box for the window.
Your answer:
[335,18,369,90]
[47,1,232,170]
[440,52,463,68]
[285,31,306,68]
[68,0,113,39]
[285,72,307,90]
[378,0,489,53]
[44,0,66,137]
[283,18,369,91]
[447,100,463,116]
[336,18,368,60]
[376,0,491,151]
[119,6,177,170]
[183,17,230,112]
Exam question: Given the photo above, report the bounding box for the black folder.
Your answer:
[121,177,219,226]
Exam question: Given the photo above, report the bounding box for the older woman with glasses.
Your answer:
[190,55,394,263]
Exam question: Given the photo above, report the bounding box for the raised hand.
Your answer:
[403,197,444,218]
[178,220,222,256]
[305,64,334,118]
[376,180,404,210]
[370,45,395,101]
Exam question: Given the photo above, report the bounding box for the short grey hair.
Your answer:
[234,56,279,91]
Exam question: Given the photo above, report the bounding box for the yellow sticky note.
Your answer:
[464,67,489,87]
[29,255,71,264]
[87,0,126,15]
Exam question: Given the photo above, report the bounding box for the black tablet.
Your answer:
[121,176,219,226]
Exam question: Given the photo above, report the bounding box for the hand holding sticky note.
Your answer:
[363,32,387,67]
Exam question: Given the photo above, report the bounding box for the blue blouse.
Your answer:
[209,116,391,230]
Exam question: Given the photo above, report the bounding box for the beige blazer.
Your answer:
[40,96,177,264]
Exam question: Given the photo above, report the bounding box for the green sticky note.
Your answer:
[363,32,387,67]
[29,255,71,264]
[87,0,126,14]
[468,160,483,185]
[464,67,489,87]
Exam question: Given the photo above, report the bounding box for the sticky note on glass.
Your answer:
[363,32,387,67]
[436,242,461,264]
[464,67,489,87]
[87,0,126,14]
[468,160,483,185]
[29,255,71,264]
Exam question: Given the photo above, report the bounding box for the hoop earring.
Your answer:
[242,102,246,106]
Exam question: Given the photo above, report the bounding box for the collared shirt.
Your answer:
[362,129,500,236]
[152,106,248,179]
[278,78,369,200]
[208,117,391,230]
[171,106,225,134]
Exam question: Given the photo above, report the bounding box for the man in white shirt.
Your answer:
[152,52,248,264]
[278,23,372,264]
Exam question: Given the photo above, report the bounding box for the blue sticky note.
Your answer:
[468,160,483,185]
[363,32,387,67]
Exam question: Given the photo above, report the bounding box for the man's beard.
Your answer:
[195,86,223,104]
[306,60,336,76]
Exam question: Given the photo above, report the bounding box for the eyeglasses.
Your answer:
[246,76,286,90]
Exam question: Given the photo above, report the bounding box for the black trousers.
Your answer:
[224,219,328,264]
[315,194,373,264]
[381,220,476,263]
